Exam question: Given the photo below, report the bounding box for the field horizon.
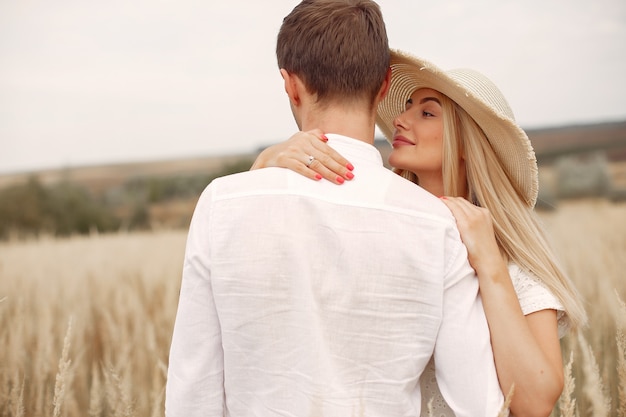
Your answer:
[1,119,625,192]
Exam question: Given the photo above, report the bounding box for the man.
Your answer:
[165,1,504,416]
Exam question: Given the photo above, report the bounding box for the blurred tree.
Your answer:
[0,177,119,239]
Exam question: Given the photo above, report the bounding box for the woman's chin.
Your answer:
[388,152,413,173]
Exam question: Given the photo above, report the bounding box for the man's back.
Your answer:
[166,135,503,416]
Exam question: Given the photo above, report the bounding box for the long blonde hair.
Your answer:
[395,96,587,329]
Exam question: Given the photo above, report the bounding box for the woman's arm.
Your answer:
[440,196,563,417]
[251,129,354,185]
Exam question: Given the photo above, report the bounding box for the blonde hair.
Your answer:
[395,97,587,329]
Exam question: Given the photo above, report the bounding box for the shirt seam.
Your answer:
[211,188,455,227]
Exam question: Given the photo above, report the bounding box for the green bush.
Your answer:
[0,157,256,239]
[0,177,120,239]
[0,176,49,237]
[555,152,613,199]
[118,158,255,204]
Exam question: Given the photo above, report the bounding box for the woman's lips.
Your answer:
[392,135,414,147]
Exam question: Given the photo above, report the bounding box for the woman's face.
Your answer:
[388,88,445,185]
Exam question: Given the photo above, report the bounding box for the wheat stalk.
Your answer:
[577,331,611,415]
[616,291,626,417]
[496,383,514,417]
[53,316,73,417]
[149,359,168,417]
[104,364,135,417]
[617,327,626,417]
[16,377,24,417]
[559,350,577,417]
[88,364,103,417]
[8,372,25,417]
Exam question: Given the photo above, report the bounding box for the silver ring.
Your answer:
[306,155,315,167]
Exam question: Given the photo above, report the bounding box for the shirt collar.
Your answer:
[324,134,384,167]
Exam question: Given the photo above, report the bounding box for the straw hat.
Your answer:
[376,49,538,207]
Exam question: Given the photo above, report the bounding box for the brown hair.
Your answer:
[277,0,389,106]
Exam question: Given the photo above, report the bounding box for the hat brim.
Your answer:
[376,49,538,207]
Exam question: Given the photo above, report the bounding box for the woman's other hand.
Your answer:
[250,129,354,185]
[439,196,505,276]
[441,196,564,417]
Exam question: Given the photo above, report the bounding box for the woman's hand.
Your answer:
[439,196,505,276]
[441,196,564,417]
[250,129,354,185]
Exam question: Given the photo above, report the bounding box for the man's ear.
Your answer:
[377,67,393,102]
[280,68,300,107]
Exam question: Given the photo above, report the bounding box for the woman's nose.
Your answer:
[393,112,409,132]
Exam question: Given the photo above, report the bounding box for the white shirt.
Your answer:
[166,134,503,417]
[420,263,568,416]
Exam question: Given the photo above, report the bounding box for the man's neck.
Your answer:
[299,105,377,145]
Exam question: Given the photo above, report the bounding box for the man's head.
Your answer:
[277,0,389,109]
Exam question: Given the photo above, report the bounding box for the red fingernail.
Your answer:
[439,196,447,200]
[346,163,354,171]
[336,176,345,184]
[315,174,322,180]
[346,172,354,180]
[321,134,329,142]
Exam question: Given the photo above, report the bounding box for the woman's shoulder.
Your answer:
[508,263,570,337]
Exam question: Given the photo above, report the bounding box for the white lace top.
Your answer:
[420,263,569,416]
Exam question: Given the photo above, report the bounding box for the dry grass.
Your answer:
[537,200,626,416]
[0,199,624,416]
[0,231,185,416]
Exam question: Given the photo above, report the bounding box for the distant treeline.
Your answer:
[536,151,626,210]
[0,159,253,240]
[2,151,625,239]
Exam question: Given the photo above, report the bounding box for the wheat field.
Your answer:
[0,199,624,416]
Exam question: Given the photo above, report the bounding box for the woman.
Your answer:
[252,50,587,417]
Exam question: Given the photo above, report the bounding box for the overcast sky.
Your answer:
[1,0,625,174]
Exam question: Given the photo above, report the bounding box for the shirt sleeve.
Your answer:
[165,185,224,417]
[509,263,570,338]
[433,226,504,417]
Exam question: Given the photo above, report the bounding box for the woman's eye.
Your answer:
[423,111,434,117]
